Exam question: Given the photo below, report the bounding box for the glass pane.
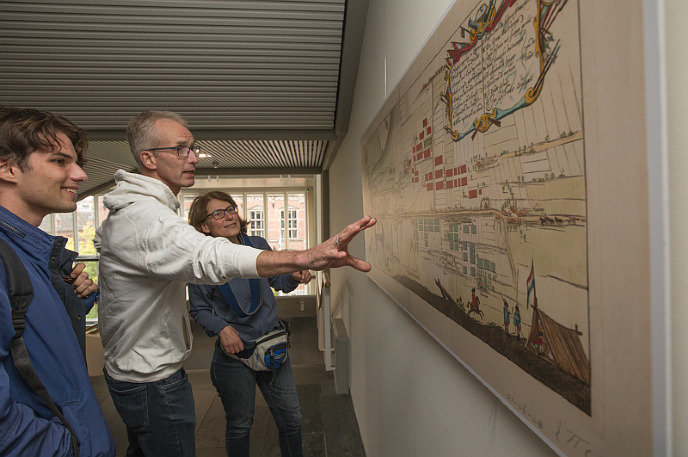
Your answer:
[84,259,100,323]
[72,197,100,320]
[182,194,196,219]
[96,196,109,228]
[287,193,306,249]
[267,193,285,249]
[286,192,309,294]
[54,212,75,250]
[289,211,297,239]
[38,214,53,233]
[76,197,96,255]
[246,193,265,239]
[232,194,244,219]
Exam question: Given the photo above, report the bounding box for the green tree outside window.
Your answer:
[77,221,100,320]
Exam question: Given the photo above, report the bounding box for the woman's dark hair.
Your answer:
[188,190,249,235]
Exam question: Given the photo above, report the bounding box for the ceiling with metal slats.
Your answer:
[0,0,368,196]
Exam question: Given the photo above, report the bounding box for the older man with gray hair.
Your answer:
[96,110,374,457]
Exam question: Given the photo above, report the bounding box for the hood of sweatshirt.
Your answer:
[94,170,180,251]
[103,169,180,213]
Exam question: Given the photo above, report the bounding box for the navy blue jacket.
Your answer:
[0,206,115,457]
[188,234,300,342]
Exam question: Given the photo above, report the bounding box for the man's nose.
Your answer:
[72,164,88,182]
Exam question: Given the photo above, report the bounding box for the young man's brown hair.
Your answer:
[0,106,88,169]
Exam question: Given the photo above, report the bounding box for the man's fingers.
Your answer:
[358,216,376,230]
[75,279,97,298]
[337,216,376,245]
[348,257,372,272]
[70,262,86,279]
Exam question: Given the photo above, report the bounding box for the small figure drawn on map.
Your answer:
[513,304,522,340]
[477,277,487,293]
[532,330,545,356]
[503,299,510,334]
[468,288,484,320]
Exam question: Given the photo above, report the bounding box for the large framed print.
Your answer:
[360,1,663,456]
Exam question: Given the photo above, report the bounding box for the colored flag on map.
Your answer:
[526,261,536,309]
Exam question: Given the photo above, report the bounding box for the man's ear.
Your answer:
[139,150,157,170]
[0,158,19,183]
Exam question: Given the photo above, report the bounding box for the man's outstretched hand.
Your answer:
[255,216,377,277]
[305,216,377,272]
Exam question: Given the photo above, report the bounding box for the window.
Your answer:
[249,207,265,238]
[267,193,285,247]
[39,196,102,322]
[182,194,196,216]
[288,210,297,239]
[54,212,75,250]
[37,185,313,317]
[281,208,298,239]
[232,195,244,219]
[245,193,266,239]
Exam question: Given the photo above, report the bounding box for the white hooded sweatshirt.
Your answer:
[95,170,260,382]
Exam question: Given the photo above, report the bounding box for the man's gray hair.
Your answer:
[127,110,188,169]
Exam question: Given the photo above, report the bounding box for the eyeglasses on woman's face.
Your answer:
[204,204,238,221]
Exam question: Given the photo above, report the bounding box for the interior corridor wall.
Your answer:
[328,0,558,455]
[668,1,688,455]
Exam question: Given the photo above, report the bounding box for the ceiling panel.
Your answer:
[0,0,369,195]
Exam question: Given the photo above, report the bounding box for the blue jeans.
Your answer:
[104,368,196,457]
[211,343,303,457]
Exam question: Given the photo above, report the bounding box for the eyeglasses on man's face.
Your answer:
[204,205,238,221]
[148,145,200,158]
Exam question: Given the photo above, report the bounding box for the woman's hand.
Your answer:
[292,270,312,284]
[219,325,244,354]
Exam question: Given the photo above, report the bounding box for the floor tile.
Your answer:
[91,307,365,457]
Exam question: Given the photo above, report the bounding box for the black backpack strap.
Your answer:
[0,237,80,456]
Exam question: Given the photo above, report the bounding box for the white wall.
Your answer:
[329,0,685,455]
[329,0,558,455]
[667,1,688,455]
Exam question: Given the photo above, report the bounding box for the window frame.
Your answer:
[38,185,314,304]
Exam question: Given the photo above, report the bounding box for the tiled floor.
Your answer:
[90,305,366,457]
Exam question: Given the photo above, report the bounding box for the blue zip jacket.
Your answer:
[188,234,300,342]
[0,206,115,457]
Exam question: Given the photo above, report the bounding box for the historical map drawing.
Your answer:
[361,0,590,414]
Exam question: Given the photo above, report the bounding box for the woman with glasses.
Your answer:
[187,190,311,457]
